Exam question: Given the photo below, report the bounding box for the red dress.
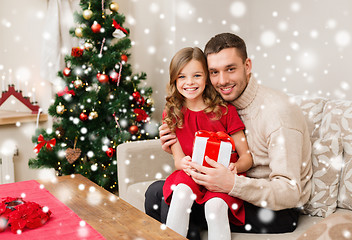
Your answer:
[163,104,246,226]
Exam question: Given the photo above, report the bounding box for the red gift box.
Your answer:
[191,130,235,168]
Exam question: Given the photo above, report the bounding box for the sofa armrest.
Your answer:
[117,139,174,200]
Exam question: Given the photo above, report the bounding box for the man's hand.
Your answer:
[159,123,177,154]
[184,156,235,193]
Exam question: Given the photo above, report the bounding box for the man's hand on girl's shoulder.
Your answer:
[159,123,177,154]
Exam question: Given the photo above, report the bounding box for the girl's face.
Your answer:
[176,59,206,109]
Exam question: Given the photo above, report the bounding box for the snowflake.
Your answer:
[258,208,274,223]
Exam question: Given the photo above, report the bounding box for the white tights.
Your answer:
[166,184,231,240]
[205,197,231,240]
[166,183,194,236]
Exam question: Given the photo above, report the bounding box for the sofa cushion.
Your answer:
[122,180,158,212]
[319,99,352,211]
[320,100,352,139]
[338,152,352,210]
[333,100,352,210]
[297,209,352,240]
[304,137,343,217]
[290,96,327,140]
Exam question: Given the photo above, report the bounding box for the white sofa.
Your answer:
[117,96,352,240]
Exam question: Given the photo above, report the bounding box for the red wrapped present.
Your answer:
[191,130,235,168]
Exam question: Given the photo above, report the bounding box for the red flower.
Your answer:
[1,197,23,217]
[0,203,12,218]
[0,197,51,233]
[0,197,24,233]
[71,47,84,57]
[0,200,11,232]
[0,203,6,215]
[2,197,20,204]
[133,108,149,122]
[7,202,51,233]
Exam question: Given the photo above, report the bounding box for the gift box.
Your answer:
[191,130,235,168]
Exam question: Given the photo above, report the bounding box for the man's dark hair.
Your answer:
[204,33,248,62]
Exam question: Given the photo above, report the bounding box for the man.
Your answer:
[145,33,312,238]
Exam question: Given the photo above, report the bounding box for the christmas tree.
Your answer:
[29,0,156,193]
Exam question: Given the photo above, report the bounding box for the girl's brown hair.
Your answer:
[164,47,227,131]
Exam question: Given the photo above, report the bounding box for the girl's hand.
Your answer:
[185,156,235,193]
[228,163,238,174]
[181,156,192,174]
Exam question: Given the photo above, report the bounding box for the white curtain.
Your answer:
[40,0,80,90]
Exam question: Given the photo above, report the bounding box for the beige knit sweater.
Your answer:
[229,76,312,211]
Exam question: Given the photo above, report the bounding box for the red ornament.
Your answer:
[109,71,119,83]
[136,97,145,106]
[129,125,139,135]
[121,54,128,62]
[63,67,71,77]
[79,112,88,121]
[132,91,141,100]
[91,21,101,33]
[106,147,115,158]
[98,73,109,83]
[71,47,84,57]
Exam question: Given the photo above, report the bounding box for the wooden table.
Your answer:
[38,174,186,240]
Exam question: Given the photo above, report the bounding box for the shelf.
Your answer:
[0,110,48,125]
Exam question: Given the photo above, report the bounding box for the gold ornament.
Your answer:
[75,27,83,37]
[84,41,93,51]
[89,111,98,120]
[83,9,93,20]
[146,98,154,106]
[74,78,83,88]
[56,103,65,114]
[109,2,119,12]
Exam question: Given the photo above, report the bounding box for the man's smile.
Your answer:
[219,85,235,94]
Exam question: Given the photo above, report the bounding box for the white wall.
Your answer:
[120,0,352,120]
[1,0,352,181]
[0,0,52,109]
[0,0,49,182]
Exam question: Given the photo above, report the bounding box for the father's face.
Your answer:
[207,48,251,103]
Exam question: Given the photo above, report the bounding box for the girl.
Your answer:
[163,47,253,240]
